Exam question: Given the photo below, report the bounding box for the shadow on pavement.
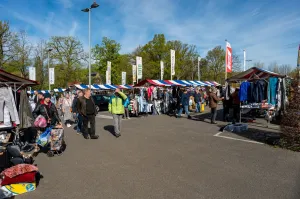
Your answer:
[103,125,115,137]
[218,124,281,145]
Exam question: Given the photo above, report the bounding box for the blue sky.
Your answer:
[0,0,299,67]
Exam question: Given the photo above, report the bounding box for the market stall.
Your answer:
[226,67,287,128]
[0,69,42,197]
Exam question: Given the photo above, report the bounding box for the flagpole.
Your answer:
[243,49,246,71]
[225,39,227,81]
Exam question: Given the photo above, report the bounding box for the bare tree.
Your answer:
[279,64,292,76]
[48,36,86,86]
[268,61,279,73]
[253,61,264,69]
[10,30,33,77]
[0,21,18,69]
[33,40,47,88]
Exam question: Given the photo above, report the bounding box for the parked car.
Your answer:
[92,94,110,112]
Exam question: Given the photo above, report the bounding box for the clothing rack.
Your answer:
[0,82,25,100]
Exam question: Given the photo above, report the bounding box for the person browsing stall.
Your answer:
[32,93,62,127]
[108,88,127,138]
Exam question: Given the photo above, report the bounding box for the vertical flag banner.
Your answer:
[170,49,175,76]
[107,61,111,84]
[29,67,36,81]
[49,68,55,85]
[136,56,143,79]
[297,44,300,67]
[106,71,110,84]
[132,65,137,83]
[160,61,164,80]
[121,72,126,85]
[226,42,232,73]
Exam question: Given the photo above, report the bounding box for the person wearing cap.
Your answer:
[32,93,61,126]
[36,92,44,105]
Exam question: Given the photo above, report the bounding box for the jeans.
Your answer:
[178,105,189,117]
[0,87,16,122]
[123,108,129,118]
[82,114,96,137]
[76,113,82,133]
[211,108,217,123]
[113,114,122,135]
[195,102,201,113]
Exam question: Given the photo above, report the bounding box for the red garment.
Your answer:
[147,87,153,100]
[1,164,38,178]
[1,172,36,186]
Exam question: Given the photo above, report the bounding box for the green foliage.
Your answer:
[92,37,122,84]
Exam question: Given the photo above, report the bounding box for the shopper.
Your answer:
[209,87,224,124]
[62,93,73,127]
[231,88,240,123]
[108,88,127,138]
[77,88,98,139]
[177,89,191,119]
[194,89,202,113]
[123,94,130,119]
[72,90,83,134]
[32,93,62,127]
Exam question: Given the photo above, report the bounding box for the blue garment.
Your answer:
[195,102,201,113]
[123,97,130,108]
[76,113,82,133]
[239,82,250,102]
[178,105,189,116]
[268,77,278,105]
[194,93,201,103]
[181,93,190,106]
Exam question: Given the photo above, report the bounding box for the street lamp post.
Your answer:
[82,1,99,88]
[48,48,52,91]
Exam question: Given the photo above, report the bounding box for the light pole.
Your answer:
[48,48,52,91]
[82,1,99,88]
[243,49,252,71]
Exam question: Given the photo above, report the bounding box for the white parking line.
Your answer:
[96,115,113,119]
[214,132,263,145]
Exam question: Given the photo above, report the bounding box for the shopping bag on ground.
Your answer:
[36,127,51,147]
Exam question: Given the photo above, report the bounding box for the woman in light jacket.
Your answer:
[62,93,73,127]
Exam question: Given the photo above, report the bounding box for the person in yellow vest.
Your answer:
[108,88,127,138]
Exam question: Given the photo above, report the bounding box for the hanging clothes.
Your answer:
[224,82,231,101]
[19,90,34,129]
[276,78,282,110]
[239,82,250,102]
[268,77,278,105]
[255,80,268,102]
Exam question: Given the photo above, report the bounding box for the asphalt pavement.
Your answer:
[18,111,300,199]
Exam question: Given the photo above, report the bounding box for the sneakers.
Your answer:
[66,124,71,127]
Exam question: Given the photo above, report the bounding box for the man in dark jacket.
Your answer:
[77,88,98,139]
[194,89,202,113]
[32,93,61,126]
[177,89,191,119]
[72,90,83,134]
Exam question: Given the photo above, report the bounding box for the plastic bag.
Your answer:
[36,127,51,147]
[34,115,47,128]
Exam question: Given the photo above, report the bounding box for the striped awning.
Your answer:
[117,85,133,89]
[53,88,66,92]
[227,67,286,82]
